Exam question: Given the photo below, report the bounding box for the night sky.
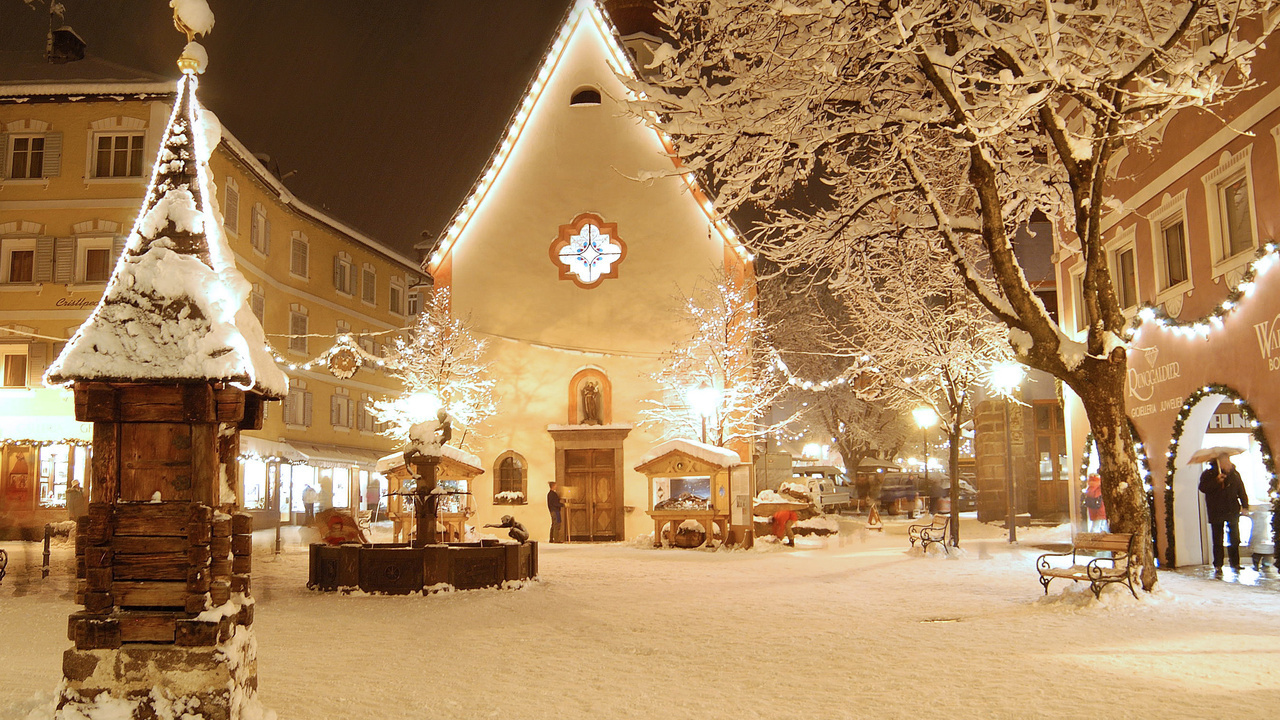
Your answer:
[0,0,578,256]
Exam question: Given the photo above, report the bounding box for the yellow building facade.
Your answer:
[1,70,421,533]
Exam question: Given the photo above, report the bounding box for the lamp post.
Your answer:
[912,407,937,517]
[687,382,720,444]
[989,362,1026,544]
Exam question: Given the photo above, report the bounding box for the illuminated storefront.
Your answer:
[0,388,93,534]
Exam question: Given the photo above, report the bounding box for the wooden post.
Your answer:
[410,455,440,547]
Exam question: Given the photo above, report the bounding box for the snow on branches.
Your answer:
[642,270,792,447]
[371,288,495,445]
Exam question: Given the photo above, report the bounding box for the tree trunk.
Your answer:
[1071,355,1157,590]
[948,424,962,547]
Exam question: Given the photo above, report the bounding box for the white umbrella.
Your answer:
[1186,446,1246,464]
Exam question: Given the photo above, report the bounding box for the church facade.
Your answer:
[424,0,752,543]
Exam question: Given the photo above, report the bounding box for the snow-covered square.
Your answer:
[4,518,1279,720]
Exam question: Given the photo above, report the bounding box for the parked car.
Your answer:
[790,465,851,512]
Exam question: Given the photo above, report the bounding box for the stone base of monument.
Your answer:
[308,540,538,594]
[57,625,260,720]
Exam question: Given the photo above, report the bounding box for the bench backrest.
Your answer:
[1074,532,1133,553]
[931,515,948,529]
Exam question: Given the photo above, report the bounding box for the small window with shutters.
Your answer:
[283,380,312,427]
[330,388,353,429]
[1,237,39,284]
[288,305,308,354]
[3,128,61,180]
[250,284,266,323]
[249,204,270,255]
[290,232,309,278]
[333,252,353,295]
[75,237,114,284]
[224,178,240,235]
[361,264,376,304]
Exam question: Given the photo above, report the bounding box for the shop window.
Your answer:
[93,133,144,178]
[2,345,28,388]
[288,305,308,354]
[361,265,376,305]
[494,451,528,504]
[333,252,353,295]
[290,232,309,278]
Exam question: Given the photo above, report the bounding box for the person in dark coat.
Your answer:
[1198,454,1249,573]
[547,480,564,543]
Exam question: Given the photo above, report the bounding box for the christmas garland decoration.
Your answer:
[1163,384,1278,567]
[1126,243,1279,338]
[235,452,310,467]
[0,437,92,449]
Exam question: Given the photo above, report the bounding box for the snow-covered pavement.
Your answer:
[3,518,1279,719]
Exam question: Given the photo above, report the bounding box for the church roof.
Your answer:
[45,67,287,397]
[423,0,748,276]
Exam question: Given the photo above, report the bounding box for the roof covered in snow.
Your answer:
[45,69,287,397]
[635,439,743,471]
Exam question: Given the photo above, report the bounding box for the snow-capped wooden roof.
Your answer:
[45,69,287,398]
[635,438,742,475]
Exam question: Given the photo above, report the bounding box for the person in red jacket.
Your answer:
[1083,474,1107,533]
[772,509,798,547]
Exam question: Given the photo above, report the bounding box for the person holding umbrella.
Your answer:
[1197,450,1249,575]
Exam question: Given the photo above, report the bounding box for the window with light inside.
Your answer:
[551,214,626,289]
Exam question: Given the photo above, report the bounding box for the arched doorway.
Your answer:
[1164,386,1275,567]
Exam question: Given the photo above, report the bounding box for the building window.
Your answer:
[331,390,353,429]
[1070,269,1087,333]
[249,204,270,255]
[250,284,265,323]
[289,306,308,354]
[283,382,312,427]
[8,136,44,178]
[356,393,378,431]
[83,247,110,283]
[361,265,376,305]
[1160,219,1189,289]
[493,451,528,504]
[1219,174,1254,258]
[224,179,240,235]
[2,346,28,388]
[551,213,626,288]
[389,282,404,315]
[93,133,144,178]
[570,87,602,106]
[290,233,309,277]
[333,252,353,295]
[1,238,38,284]
[407,291,421,316]
[1107,228,1139,312]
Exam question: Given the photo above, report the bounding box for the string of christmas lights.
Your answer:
[1127,243,1279,338]
[0,437,92,448]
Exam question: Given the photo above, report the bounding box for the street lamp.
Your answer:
[912,407,937,519]
[687,382,720,444]
[989,361,1026,544]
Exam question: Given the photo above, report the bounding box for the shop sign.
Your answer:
[1255,313,1280,371]
[1127,345,1181,411]
[54,297,97,309]
[1207,403,1250,433]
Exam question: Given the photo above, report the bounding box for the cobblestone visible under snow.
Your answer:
[3,517,1279,719]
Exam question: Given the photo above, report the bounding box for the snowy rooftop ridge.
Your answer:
[45,71,287,398]
[635,438,743,470]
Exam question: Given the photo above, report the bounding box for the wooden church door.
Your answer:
[564,449,617,541]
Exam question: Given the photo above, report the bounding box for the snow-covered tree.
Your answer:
[372,288,496,446]
[636,0,1279,589]
[762,277,907,487]
[643,270,791,447]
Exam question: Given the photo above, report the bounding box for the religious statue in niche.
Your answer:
[581,381,602,425]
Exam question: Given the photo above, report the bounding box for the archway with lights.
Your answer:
[1162,385,1277,568]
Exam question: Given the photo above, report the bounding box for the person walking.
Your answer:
[1083,473,1107,533]
[302,484,319,525]
[547,480,564,543]
[1198,453,1249,574]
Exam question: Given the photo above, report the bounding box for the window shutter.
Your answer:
[0,133,8,177]
[346,397,354,427]
[330,394,341,425]
[282,392,293,423]
[35,236,55,282]
[41,132,62,177]
[54,237,75,283]
[333,256,342,290]
[224,185,239,234]
[249,209,259,249]
[303,391,313,427]
[264,219,271,255]
[356,399,367,431]
[27,342,47,386]
[112,235,127,263]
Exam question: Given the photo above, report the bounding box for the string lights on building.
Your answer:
[1127,243,1279,338]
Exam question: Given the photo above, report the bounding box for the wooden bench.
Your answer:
[908,515,949,554]
[1036,532,1137,599]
